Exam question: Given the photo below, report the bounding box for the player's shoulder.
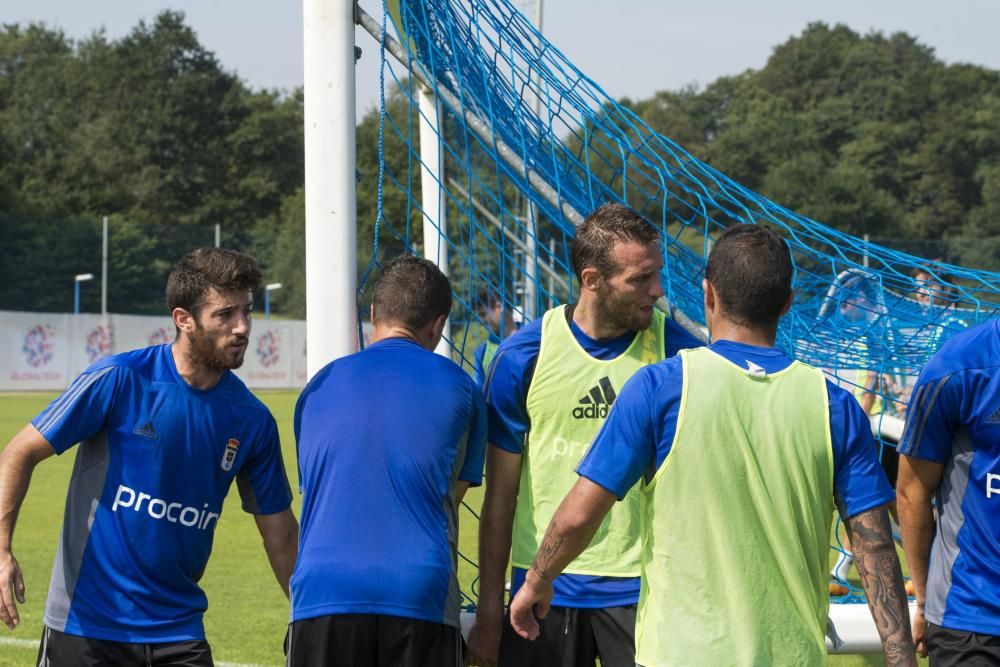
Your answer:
[923,318,1000,382]
[221,374,277,424]
[823,377,864,415]
[82,344,166,380]
[492,317,543,365]
[629,354,684,393]
[499,317,542,351]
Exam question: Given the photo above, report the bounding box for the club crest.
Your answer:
[221,438,240,471]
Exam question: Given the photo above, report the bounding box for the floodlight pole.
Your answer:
[304,0,357,377]
[101,216,109,315]
[265,282,283,320]
[419,85,451,357]
[74,273,94,315]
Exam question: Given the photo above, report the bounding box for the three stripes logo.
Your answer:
[572,376,617,420]
[986,407,1000,425]
[133,421,158,440]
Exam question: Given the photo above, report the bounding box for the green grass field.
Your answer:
[0,392,917,666]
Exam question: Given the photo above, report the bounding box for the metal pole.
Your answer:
[74,282,80,315]
[215,223,221,248]
[304,0,358,377]
[265,290,271,320]
[548,237,556,308]
[419,85,451,356]
[522,0,545,321]
[101,216,108,315]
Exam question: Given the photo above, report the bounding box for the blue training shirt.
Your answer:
[486,312,704,607]
[32,344,292,643]
[898,318,1000,636]
[291,337,487,629]
[577,341,895,523]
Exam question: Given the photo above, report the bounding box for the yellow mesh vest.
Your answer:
[635,347,833,666]
[511,305,665,576]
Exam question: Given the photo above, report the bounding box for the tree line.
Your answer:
[1,15,998,316]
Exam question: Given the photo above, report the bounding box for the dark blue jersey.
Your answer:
[32,344,292,643]
[899,318,1000,636]
[291,338,487,628]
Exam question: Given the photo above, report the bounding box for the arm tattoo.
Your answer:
[530,521,564,581]
[847,507,915,666]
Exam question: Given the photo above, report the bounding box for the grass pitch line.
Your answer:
[0,636,276,666]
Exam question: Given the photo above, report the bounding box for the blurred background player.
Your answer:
[823,270,910,596]
[508,225,914,666]
[0,248,298,667]
[465,203,703,667]
[288,255,486,667]
[474,287,516,386]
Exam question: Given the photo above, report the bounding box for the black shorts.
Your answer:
[286,613,463,667]
[498,604,636,667]
[37,626,213,667]
[925,622,1000,667]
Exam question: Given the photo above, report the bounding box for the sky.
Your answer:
[6,0,1000,118]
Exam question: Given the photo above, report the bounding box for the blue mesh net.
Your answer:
[356,0,1000,607]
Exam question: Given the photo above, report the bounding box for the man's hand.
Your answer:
[465,611,503,667]
[508,574,553,640]
[0,552,25,630]
[911,605,927,658]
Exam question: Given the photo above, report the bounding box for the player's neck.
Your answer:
[370,322,436,351]
[170,342,225,390]
[709,319,777,348]
[572,297,628,340]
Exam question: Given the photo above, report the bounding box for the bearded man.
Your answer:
[466,203,703,667]
[0,247,298,667]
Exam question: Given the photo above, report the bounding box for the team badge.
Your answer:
[221,438,240,471]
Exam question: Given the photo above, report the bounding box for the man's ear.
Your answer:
[579,266,603,293]
[428,313,448,351]
[702,278,715,313]
[172,307,195,335]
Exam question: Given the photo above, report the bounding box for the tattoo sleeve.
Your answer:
[846,506,916,666]
[530,520,565,580]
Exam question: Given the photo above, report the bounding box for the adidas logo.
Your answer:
[986,408,1000,425]
[572,376,617,420]
[133,422,158,440]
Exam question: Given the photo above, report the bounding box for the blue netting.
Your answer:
[356,0,1000,606]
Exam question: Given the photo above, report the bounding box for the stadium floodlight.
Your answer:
[264,282,283,320]
[74,273,94,315]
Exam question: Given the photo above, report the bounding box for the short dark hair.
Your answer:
[570,203,660,281]
[372,255,452,329]
[166,248,262,314]
[705,225,793,327]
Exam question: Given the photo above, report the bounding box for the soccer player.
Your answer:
[473,287,515,386]
[897,318,1000,664]
[288,255,486,667]
[465,203,703,667]
[0,248,298,666]
[509,225,916,666]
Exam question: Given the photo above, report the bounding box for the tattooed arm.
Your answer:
[846,504,917,666]
[507,478,617,640]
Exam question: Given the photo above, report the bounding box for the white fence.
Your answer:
[0,310,321,391]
